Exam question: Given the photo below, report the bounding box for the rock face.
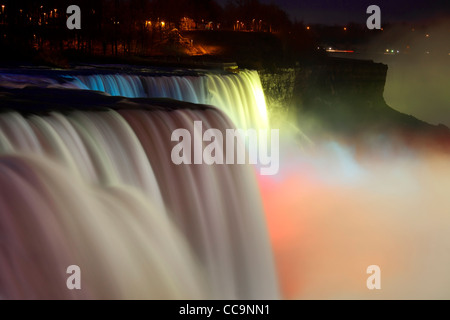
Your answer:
[258,68,296,122]
[259,59,390,127]
[259,57,450,148]
[294,58,388,109]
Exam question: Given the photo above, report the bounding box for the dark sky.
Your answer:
[217,0,450,24]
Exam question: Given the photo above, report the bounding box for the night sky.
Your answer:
[218,0,450,24]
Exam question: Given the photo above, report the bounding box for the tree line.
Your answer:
[0,0,296,57]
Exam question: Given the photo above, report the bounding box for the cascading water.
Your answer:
[0,69,279,299]
[0,154,205,299]
[70,70,269,130]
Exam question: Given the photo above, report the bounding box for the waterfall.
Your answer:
[0,71,279,299]
[0,154,205,299]
[70,70,269,130]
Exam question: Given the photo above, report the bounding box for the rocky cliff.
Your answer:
[259,68,296,122]
[259,57,450,149]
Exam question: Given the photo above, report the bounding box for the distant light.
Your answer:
[391,49,394,53]
[161,21,165,28]
[386,49,389,52]
[306,26,310,30]
[426,34,430,38]
[397,50,399,53]
[343,27,347,31]
[326,48,354,53]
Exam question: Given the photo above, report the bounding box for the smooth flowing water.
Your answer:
[70,70,269,130]
[0,69,279,299]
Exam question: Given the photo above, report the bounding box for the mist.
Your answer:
[258,128,450,299]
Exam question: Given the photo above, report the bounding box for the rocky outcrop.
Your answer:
[294,58,388,108]
[258,57,450,149]
[258,68,296,120]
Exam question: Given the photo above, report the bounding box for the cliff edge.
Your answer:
[260,57,450,150]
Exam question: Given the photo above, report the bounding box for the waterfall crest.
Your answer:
[71,70,269,130]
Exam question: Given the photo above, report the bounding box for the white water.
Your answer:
[70,70,269,130]
[0,72,279,299]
